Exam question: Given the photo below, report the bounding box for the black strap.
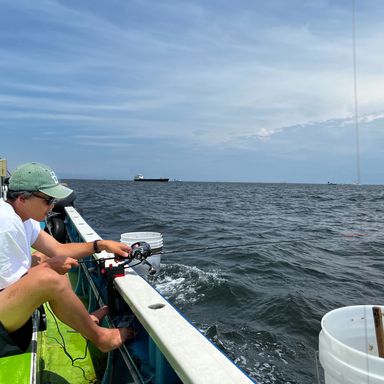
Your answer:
[93,239,101,253]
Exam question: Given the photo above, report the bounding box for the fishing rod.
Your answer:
[81,237,320,269]
[157,237,318,255]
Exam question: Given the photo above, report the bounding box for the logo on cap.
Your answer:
[50,171,59,184]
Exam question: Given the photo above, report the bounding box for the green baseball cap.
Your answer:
[9,162,73,199]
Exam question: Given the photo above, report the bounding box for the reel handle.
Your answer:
[130,241,152,260]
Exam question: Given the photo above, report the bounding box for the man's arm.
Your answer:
[32,230,130,260]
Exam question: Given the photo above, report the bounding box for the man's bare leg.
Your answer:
[0,265,130,352]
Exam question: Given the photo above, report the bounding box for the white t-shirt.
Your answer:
[0,199,41,289]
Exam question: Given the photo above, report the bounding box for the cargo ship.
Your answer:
[134,174,169,182]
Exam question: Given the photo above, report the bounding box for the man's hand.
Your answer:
[98,240,131,259]
[45,256,79,274]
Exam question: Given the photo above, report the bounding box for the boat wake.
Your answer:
[151,263,226,307]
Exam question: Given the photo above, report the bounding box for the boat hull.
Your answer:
[134,178,169,182]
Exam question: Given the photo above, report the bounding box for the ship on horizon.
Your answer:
[134,174,169,182]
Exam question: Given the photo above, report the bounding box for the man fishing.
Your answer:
[0,162,133,357]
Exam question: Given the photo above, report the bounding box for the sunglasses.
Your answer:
[32,193,57,206]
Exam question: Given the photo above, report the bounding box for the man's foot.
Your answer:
[90,306,109,325]
[95,327,135,353]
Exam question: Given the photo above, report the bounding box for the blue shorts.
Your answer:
[0,317,32,358]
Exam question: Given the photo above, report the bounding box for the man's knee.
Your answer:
[29,266,67,293]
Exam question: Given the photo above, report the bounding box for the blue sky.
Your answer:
[1,0,384,183]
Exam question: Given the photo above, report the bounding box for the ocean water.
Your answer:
[65,180,384,383]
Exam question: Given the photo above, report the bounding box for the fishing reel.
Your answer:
[115,241,156,275]
[129,241,152,260]
[130,241,156,275]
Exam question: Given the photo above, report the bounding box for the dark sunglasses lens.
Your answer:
[33,193,56,205]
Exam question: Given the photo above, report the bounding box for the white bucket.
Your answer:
[120,232,163,276]
[120,232,163,249]
[319,305,384,384]
[121,231,162,239]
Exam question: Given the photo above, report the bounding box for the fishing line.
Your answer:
[352,1,373,381]
[352,0,361,186]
